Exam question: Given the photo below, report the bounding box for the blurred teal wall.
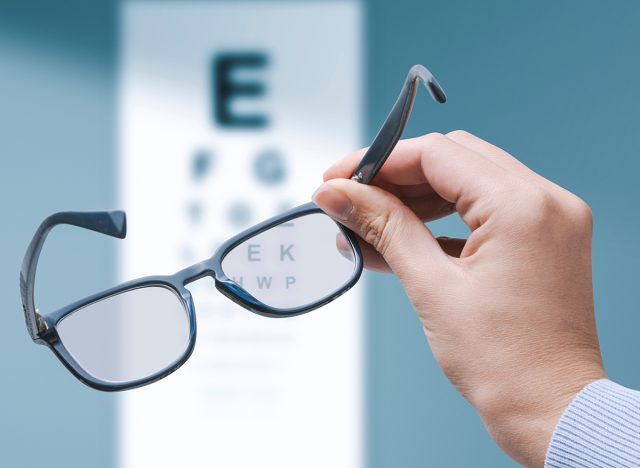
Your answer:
[2,1,640,467]
[1,1,117,468]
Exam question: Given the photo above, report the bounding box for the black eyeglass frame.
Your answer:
[19,64,446,391]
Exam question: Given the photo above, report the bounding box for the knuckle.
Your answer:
[563,195,593,233]
[417,132,448,163]
[510,184,556,227]
[419,131,446,146]
[446,129,471,140]
[529,187,556,215]
[510,183,593,235]
[359,209,399,255]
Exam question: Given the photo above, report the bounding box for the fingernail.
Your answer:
[335,232,354,261]
[312,183,353,221]
[338,246,354,261]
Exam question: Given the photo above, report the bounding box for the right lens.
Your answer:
[221,212,358,309]
[56,285,190,384]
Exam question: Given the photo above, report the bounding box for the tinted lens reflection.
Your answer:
[221,213,357,309]
[56,286,190,384]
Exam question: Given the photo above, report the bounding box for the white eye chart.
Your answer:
[119,2,363,468]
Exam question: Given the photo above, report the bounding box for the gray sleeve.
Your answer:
[545,379,640,467]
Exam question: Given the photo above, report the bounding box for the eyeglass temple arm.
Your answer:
[20,211,127,340]
[350,64,447,185]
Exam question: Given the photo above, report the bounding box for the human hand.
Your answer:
[312,131,605,467]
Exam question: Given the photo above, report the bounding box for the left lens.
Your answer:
[56,285,190,384]
[221,212,358,310]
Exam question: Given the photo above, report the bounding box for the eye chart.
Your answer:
[119,2,363,468]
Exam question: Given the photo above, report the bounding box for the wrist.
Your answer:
[472,361,605,467]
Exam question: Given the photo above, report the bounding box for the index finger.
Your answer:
[326,133,512,229]
[323,138,431,186]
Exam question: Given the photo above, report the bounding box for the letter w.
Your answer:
[256,276,273,289]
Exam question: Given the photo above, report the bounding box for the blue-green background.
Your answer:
[2,1,640,467]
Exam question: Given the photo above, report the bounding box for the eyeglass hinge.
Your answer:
[350,171,364,183]
[35,309,48,335]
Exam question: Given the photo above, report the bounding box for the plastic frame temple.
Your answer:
[351,64,447,185]
[19,211,127,340]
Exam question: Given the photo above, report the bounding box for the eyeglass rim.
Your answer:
[44,282,197,392]
[23,204,362,391]
[211,202,363,317]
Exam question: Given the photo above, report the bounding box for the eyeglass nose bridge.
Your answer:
[172,256,278,317]
[214,278,267,311]
[174,260,216,286]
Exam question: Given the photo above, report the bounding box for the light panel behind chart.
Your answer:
[118,2,363,468]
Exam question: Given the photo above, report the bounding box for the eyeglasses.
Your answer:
[19,64,446,391]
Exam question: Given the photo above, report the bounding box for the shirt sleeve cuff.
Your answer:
[545,379,640,467]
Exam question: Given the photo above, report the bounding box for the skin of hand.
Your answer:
[312,130,606,467]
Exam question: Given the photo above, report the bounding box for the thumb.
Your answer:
[312,178,449,280]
